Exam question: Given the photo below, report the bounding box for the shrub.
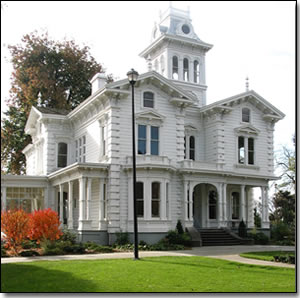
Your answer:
[1,209,31,255]
[166,230,191,247]
[252,232,269,245]
[19,250,40,257]
[115,230,130,245]
[28,208,63,243]
[238,220,247,238]
[1,245,8,257]
[176,220,184,234]
[21,240,39,249]
[85,242,114,253]
[60,228,77,244]
[40,239,65,256]
[271,222,292,242]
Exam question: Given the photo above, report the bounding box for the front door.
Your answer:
[58,192,68,225]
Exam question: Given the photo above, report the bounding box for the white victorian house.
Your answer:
[1,6,285,245]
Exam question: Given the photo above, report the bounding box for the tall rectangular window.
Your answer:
[57,143,68,168]
[151,126,159,155]
[189,136,195,160]
[76,136,86,162]
[101,126,106,156]
[138,125,147,154]
[248,138,254,165]
[152,182,160,217]
[238,136,245,164]
[136,182,144,217]
[232,192,240,220]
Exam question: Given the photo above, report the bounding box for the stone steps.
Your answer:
[198,228,243,246]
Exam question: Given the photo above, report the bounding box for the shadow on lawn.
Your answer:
[1,263,99,293]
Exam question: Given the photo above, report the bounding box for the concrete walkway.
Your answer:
[1,245,295,268]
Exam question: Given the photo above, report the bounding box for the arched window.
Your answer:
[242,108,250,122]
[208,190,217,219]
[143,91,154,108]
[136,182,144,217]
[183,58,189,81]
[193,60,200,83]
[57,142,67,168]
[189,136,195,160]
[152,182,160,217]
[232,192,240,219]
[172,56,178,79]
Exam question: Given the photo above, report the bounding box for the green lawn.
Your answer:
[1,256,295,293]
[240,251,295,262]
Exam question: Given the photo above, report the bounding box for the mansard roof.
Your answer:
[200,90,285,122]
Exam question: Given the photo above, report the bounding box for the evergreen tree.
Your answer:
[1,31,110,174]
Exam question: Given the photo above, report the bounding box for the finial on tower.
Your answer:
[245,76,249,92]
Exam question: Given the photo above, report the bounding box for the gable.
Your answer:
[200,90,285,122]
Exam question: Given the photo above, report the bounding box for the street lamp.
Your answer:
[127,68,139,260]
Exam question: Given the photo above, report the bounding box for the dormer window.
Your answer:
[242,108,250,123]
[193,60,200,83]
[57,142,67,168]
[183,58,189,81]
[172,56,178,79]
[143,92,154,108]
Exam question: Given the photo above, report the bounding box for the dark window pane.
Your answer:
[248,138,254,150]
[138,140,146,154]
[209,191,217,219]
[58,143,67,154]
[151,141,159,155]
[152,201,159,217]
[232,192,239,219]
[248,152,254,165]
[58,155,67,168]
[151,126,159,140]
[238,137,245,164]
[136,182,143,199]
[190,149,195,161]
[144,92,154,108]
[152,182,160,199]
[137,201,144,217]
[242,108,250,122]
[138,125,146,139]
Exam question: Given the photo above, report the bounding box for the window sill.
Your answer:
[235,164,260,170]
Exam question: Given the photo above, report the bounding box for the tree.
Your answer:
[1,209,31,255]
[1,31,109,174]
[276,135,295,192]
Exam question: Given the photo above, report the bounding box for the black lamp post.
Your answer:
[127,68,139,260]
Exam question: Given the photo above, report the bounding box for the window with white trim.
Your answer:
[172,56,178,79]
[183,58,189,81]
[184,135,196,160]
[242,108,250,123]
[193,60,200,83]
[143,92,154,108]
[57,142,68,168]
[138,124,160,156]
[75,135,86,162]
[136,182,144,217]
[151,182,160,218]
[238,136,255,165]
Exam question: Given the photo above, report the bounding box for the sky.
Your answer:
[1,1,295,155]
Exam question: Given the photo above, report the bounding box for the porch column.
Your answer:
[240,185,246,222]
[99,180,104,221]
[1,186,7,211]
[68,181,73,229]
[218,183,223,227]
[189,183,194,221]
[223,183,227,226]
[79,177,86,224]
[247,188,255,228]
[86,178,92,220]
[183,181,188,221]
[59,184,64,225]
[261,186,269,228]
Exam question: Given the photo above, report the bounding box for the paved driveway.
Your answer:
[1,245,295,268]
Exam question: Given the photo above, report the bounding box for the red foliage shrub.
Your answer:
[28,208,63,243]
[1,209,31,255]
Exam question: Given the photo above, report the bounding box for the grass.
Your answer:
[240,251,295,262]
[1,256,295,293]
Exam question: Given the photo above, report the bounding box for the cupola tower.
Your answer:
[139,4,213,106]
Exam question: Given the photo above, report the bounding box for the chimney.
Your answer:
[90,73,107,94]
